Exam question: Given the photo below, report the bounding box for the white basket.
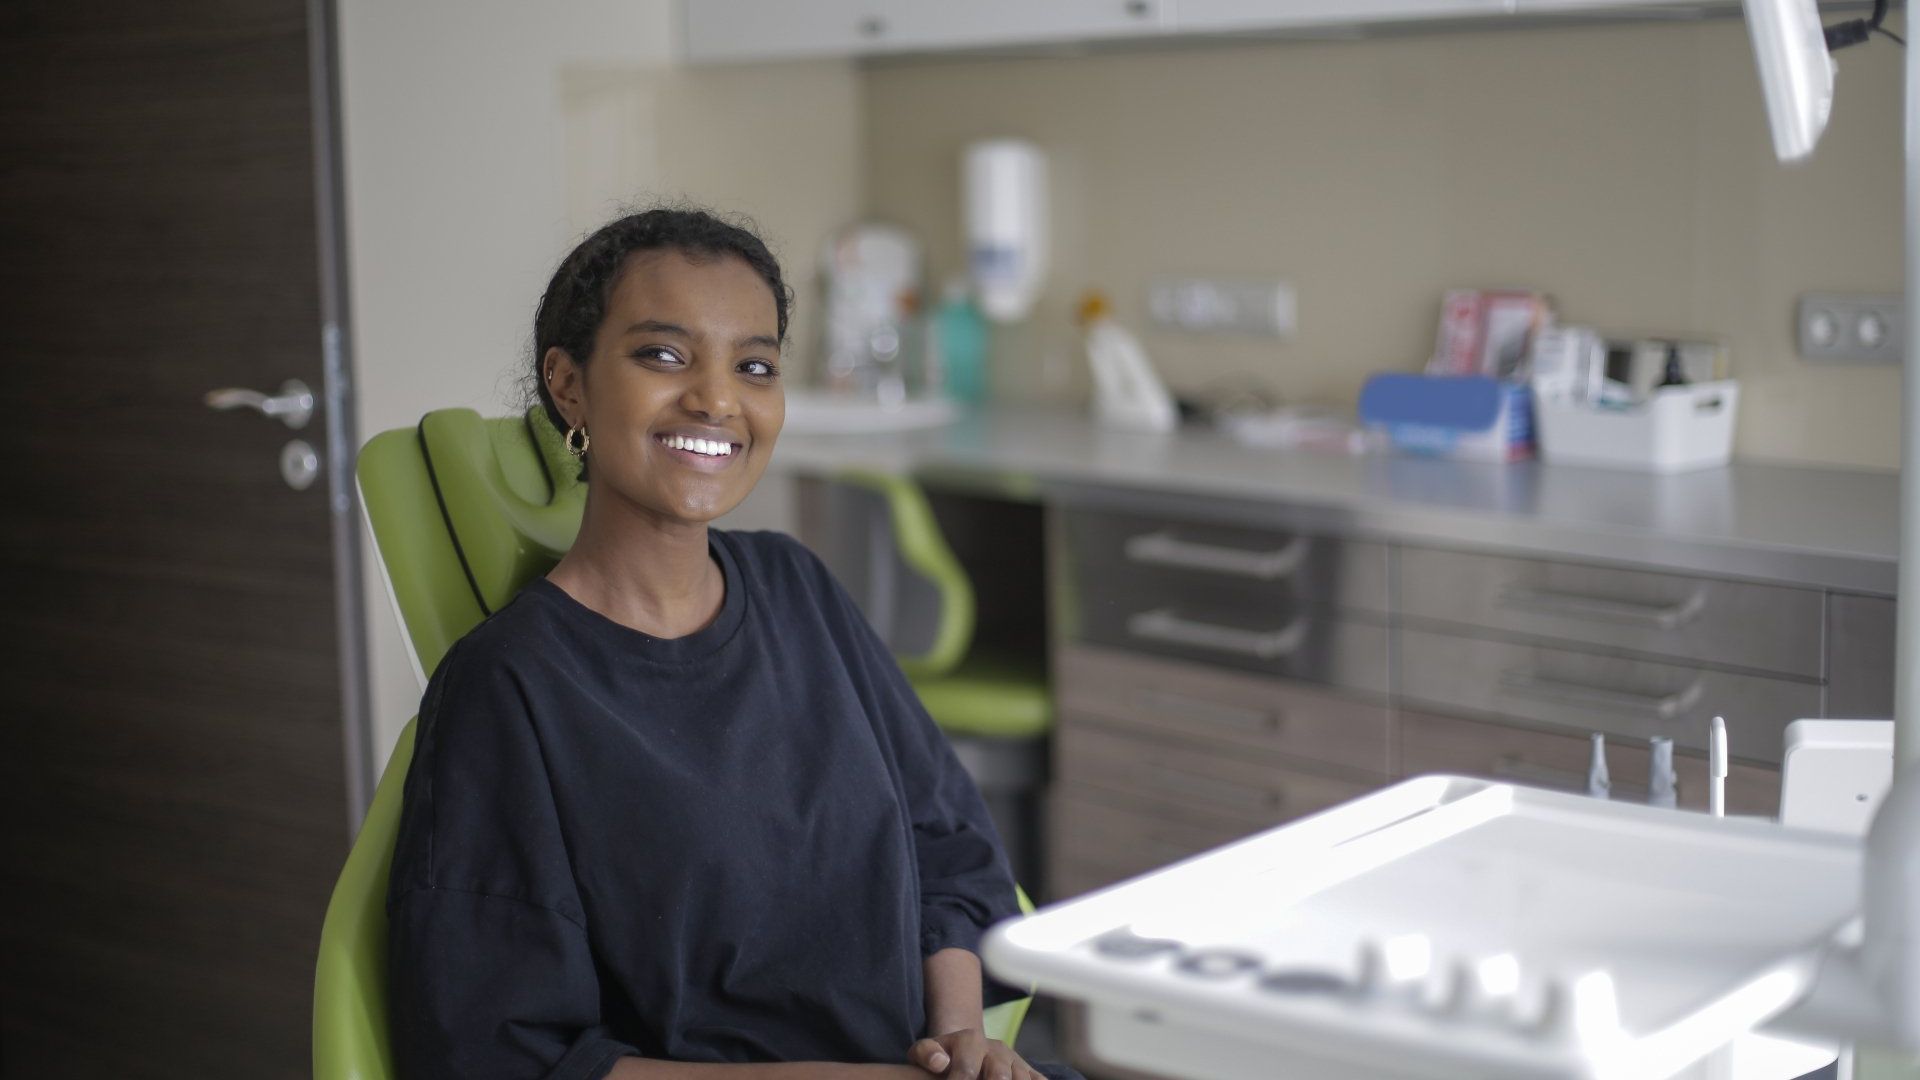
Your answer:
[1535,380,1739,472]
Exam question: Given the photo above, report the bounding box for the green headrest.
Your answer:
[419,408,585,615]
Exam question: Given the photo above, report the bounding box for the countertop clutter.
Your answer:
[768,407,1899,595]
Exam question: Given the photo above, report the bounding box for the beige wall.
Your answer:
[339,0,862,766]
[563,61,865,389]
[863,17,1906,469]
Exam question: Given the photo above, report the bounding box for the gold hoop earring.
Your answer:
[565,424,590,458]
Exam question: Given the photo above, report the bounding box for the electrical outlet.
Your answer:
[1147,277,1296,338]
[1798,293,1903,364]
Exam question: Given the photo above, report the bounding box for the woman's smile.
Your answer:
[653,429,743,471]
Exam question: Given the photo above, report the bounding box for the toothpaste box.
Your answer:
[1357,373,1534,462]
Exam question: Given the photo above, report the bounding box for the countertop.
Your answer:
[766,408,1900,595]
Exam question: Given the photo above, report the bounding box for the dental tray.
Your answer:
[983,777,1860,1080]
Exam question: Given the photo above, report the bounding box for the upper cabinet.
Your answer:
[876,0,1174,51]
[684,0,1172,62]
[1508,1,1711,10]
[683,0,876,62]
[682,0,1752,63]
[1175,0,1507,33]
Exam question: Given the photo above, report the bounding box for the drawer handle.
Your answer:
[1499,670,1704,720]
[1126,608,1308,660]
[1124,531,1310,580]
[1140,690,1277,733]
[1144,762,1277,812]
[1498,586,1707,630]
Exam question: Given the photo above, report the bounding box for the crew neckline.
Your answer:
[524,531,747,664]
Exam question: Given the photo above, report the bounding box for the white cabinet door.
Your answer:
[864,0,1172,53]
[1509,0,1715,11]
[1176,0,1510,33]
[684,0,882,63]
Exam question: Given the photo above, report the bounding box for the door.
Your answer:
[0,1,360,1076]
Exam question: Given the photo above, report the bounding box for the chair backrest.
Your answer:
[313,716,417,1080]
[824,470,976,681]
[357,407,584,683]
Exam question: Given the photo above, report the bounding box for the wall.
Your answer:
[338,0,863,765]
[863,16,1906,469]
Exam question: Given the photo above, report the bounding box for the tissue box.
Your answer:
[1358,373,1533,462]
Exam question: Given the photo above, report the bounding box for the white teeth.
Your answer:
[662,434,734,457]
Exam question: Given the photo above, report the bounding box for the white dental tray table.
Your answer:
[983,776,1862,1080]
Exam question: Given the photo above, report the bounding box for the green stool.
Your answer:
[314,410,1031,1079]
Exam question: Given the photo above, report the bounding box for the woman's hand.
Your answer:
[907,1029,1042,1080]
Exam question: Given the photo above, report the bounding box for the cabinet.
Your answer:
[1510,0,1711,11]
[1037,501,1887,1079]
[1047,506,1894,899]
[1049,508,1397,911]
[1176,0,1507,33]
[683,0,1725,63]
[683,0,1169,62]
[868,0,1170,52]
[683,0,875,63]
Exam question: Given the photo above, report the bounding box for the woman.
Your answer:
[387,208,1075,1080]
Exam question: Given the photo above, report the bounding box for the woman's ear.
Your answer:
[544,346,585,426]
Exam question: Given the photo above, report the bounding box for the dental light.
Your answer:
[1743,0,1835,161]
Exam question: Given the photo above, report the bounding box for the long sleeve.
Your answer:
[799,542,1024,991]
[387,639,640,1080]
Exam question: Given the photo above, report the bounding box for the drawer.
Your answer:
[1056,717,1381,827]
[1046,786,1266,887]
[1050,859,1136,901]
[1399,709,1782,817]
[1398,546,1824,678]
[1057,643,1391,774]
[1062,508,1390,616]
[1829,593,1895,718]
[1069,585,1391,692]
[1398,626,1819,763]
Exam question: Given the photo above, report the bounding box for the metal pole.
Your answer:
[307,0,376,834]
[1899,14,1920,769]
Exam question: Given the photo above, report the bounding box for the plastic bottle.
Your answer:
[1656,342,1689,388]
[933,279,989,407]
[1078,292,1177,434]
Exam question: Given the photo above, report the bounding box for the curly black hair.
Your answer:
[529,205,792,440]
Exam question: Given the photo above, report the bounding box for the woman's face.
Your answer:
[549,249,785,527]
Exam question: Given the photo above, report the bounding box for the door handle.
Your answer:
[204,378,314,429]
[1124,531,1310,580]
[1498,585,1706,630]
[1498,670,1704,721]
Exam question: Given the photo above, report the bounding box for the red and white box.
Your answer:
[1428,289,1551,377]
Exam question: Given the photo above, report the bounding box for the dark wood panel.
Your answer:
[0,0,348,1075]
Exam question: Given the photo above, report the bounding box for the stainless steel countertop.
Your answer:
[766,408,1900,595]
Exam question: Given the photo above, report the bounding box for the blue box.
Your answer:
[1357,374,1534,462]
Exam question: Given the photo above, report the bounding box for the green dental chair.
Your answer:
[313,408,1031,1080]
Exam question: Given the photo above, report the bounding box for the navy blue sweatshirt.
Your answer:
[386,529,1027,1080]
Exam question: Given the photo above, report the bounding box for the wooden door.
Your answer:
[0,1,353,1076]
